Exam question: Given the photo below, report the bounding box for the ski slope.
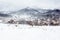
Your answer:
[0,23,60,40]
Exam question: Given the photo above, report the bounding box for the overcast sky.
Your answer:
[0,0,60,11]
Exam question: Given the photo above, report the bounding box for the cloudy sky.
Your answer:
[0,0,60,11]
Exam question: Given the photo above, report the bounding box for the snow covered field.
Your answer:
[0,23,60,40]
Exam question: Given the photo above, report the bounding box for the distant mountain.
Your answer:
[3,7,60,19]
[44,9,60,19]
[9,7,48,19]
[0,12,11,17]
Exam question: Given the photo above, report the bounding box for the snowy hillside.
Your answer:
[0,7,60,19]
[0,23,60,40]
[0,7,60,40]
[0,7,60,26]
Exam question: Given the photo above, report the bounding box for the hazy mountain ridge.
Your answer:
[0,7,60,19]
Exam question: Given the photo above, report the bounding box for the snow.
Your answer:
[0,23,60,40]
